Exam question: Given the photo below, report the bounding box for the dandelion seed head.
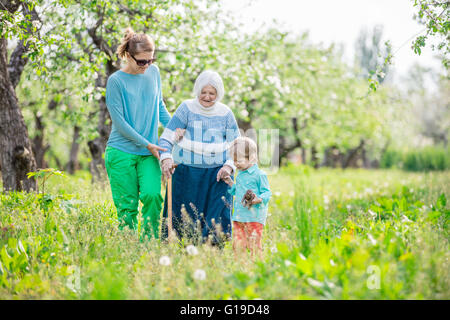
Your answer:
[193,269,206,281]
[186,245,199,255]
[159,255,171,266]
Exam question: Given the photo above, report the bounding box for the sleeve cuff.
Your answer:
[159,153,173,163]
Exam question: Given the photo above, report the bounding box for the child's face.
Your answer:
[233,154,252,171]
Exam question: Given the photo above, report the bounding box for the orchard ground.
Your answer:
[0,165,448,299]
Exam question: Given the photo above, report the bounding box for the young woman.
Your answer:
[104,27,171,240]
[159,70,240,246]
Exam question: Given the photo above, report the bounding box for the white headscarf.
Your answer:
[193,70,225,103]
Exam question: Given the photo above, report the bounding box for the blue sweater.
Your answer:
[105,65,171,155]
[159,99,240,169]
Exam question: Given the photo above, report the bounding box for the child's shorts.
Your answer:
[232,221,264,251]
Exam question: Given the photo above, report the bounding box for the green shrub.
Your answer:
[381,146,450,171]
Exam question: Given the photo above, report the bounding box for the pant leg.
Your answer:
[137,155,163,240]
[247,222,264,254]
[105,147,139,232]
[232,221,248,253]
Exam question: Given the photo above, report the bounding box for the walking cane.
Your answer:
[166,164,178,243]
[167,175,174,242]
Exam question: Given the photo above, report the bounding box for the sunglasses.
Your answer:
[130,54,156,66]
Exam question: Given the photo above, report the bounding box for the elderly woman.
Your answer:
[159,70,240,245]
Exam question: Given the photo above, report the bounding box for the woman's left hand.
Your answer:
[146,143,167,160]
[216,165,233,182]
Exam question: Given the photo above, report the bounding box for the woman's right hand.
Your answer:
[146,143,167,160]
[161,158,175,180]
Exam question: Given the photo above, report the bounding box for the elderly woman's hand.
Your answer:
[161,158,175,180]
[216,165,233,182]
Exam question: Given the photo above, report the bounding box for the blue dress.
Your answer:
[162,164,233,245]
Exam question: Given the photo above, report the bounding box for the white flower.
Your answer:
[307,278,324,288]
[270,246,278,253]
[159,255,171,266]
[274,191,281,197]
[284,260,294,267]
[367,233,377,246]
[193,269,206,281]
[401,215,411,223]
[329,259,336,267]
[298,253,306,260]
[368,210,377,219]
[186,245,199,256]
[240,109,249,117]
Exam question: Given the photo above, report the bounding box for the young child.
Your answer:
[223,137,272,257]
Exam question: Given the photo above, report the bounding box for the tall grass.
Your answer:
[0,167,449,299]
[381,146,450,171]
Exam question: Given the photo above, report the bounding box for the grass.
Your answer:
[380,146,450,171]
[0,166,449,299]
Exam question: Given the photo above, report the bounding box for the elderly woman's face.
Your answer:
[199,85,217,107]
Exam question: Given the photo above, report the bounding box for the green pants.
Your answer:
[105,146,163,240]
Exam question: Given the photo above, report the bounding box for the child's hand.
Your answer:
[251,197,262,205]
[242,189,256,209]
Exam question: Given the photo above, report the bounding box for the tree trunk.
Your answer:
[301,147,306,165]
[342,139,365,169]
[278,118,304,166]
[67,125,81,174]
[88,69,114,181]
[31,110,49,169]
[311,146,319,169]
[0,38,37,192]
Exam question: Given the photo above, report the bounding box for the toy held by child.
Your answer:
[223,137,272,257]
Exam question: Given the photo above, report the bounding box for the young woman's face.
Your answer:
[126,51,154,74]
[199,85,217,108]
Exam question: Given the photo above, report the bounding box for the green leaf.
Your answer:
[436,193,446,209]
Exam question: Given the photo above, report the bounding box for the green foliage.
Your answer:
[27,168,67,194]
[381,146,450,171]
[411,0,449,68]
